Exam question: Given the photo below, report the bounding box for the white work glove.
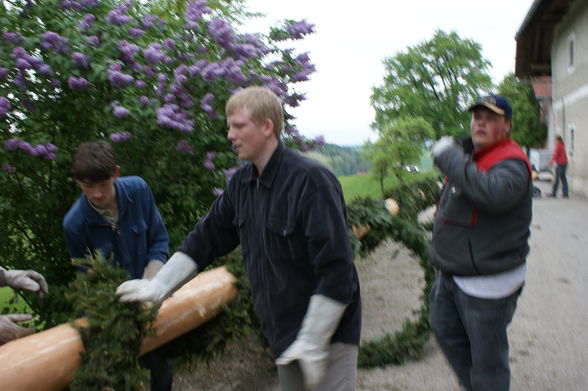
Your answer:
[0,267,49,298]
[431,136,454,158]
[141,260,164,280]
[276,294,347,390]
[116,251,198,304]
[0,314,36,345]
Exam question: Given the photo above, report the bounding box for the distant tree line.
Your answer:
[304,143,372,176]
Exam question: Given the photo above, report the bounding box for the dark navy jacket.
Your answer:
[178,143,361,357]
[63,176,169,279]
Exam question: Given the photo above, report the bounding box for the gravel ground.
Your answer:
[172,181,588,390]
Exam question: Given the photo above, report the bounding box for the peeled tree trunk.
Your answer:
[0,266,237,391]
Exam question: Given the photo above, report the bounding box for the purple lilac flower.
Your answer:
[4,138,20,150]
[119,40,140,64]
[208,19,233,47]
[39,64,54,76]
[15,58,32,70]
[0,97,11,116]
[143,43,165,64]
[4,138,58,160]
[107,68,134,88]
[105,4,132,25]
[40,32,70,54]
[156,104,194,132]
[164,38,176,50]
[200,93,217,119]
[86,35,100,46]
[139,96,150,106]
[112,105,129,117]
[285,20,315,39]
[68,76,89,91]
[128,28,144,39]
[212,187,223,197]
[185,0,211,28]
[13,72,28,89]
[2,32,24,44]
[135,80,146,88]
[2,164,16,173]
[223,167,238,183]
[284,92,306,108]
[79,14,96,30]
[203,159,215,170]
[110,131,132,142]
[140,14,165,29]
[72,52,90,68]
[0,68,9,80]
[175,140,193,153]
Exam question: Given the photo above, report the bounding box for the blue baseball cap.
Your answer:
[468,95,512,118]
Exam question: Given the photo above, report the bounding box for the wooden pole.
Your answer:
[0,266,237,391]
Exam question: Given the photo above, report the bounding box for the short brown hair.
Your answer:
[225,86,284,139]
[72,141,117,182]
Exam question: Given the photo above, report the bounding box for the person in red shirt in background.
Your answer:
[548,135,569,198]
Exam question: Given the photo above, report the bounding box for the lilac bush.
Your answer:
[0,0,318,326]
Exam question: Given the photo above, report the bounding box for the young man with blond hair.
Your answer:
[117,86,362,390]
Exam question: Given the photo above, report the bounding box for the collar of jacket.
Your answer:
[80,178,132,225]
[241,141,285,189]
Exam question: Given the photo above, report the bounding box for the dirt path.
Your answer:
[173,182,588,390]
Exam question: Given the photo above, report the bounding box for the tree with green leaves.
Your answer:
[363,117,434,196]
[372,30,493,140]
[498,73,546,151]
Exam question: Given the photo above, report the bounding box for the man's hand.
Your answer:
[431,136,454,158]
[0,314,36,345]
[0,268,49,298]
[116,278,166,303]
[276,295,346,389]
[117,251,198,304]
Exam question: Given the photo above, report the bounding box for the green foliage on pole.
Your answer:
[67,252,158,390]
[372,30,494,139]
[347,177,441,367]
[0,0,317,327]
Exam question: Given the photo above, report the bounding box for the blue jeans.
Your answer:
[429,273,522,391]
[551,164,569,197]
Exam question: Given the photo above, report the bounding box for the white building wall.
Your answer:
[551,0,588,197]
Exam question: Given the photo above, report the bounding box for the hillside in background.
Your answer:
[304,143,371,176]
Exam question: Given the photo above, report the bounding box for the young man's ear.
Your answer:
[114,165,121,178]
[263,118,275,138]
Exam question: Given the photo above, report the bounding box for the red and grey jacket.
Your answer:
[430,137,532,276]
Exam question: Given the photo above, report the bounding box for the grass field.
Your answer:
[0,287,31,313]
[338,169,439,203]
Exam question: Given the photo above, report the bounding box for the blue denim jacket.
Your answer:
[63,176,169,279]
[178,143,361,357]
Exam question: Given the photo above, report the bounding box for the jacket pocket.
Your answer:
[266,216,306,263]
[439,186,476,227]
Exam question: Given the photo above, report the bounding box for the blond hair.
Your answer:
[225,86,284,139]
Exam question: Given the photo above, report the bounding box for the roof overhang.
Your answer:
[515,0,577,78]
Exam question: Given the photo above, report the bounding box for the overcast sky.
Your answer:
[242,0,536,146]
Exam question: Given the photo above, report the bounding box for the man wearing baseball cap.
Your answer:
[428,95,532,390]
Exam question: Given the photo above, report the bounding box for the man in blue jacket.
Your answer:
[63,141,173,391]
[117,86,362,391]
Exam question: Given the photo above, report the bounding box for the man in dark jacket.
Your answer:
[429,95,532,391]
[63,141,173,391]
[117,86,361,391]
